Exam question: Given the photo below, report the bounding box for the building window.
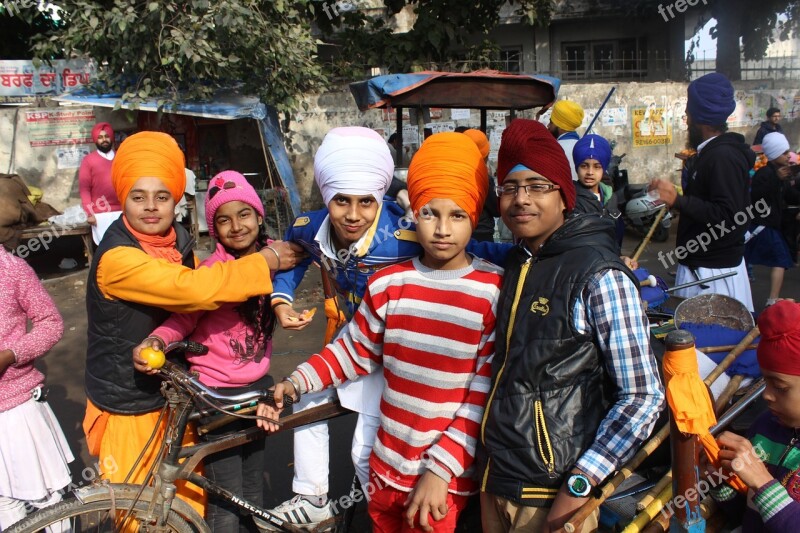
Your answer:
[560,38,649,79]
[497,48,522,73]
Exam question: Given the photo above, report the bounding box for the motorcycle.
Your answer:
[606,151,672,243]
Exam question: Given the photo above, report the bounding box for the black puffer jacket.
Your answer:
[478,214,635,506]
[674,132,756,269]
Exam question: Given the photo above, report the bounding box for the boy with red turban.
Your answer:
[83,131,304,516]
[262,132,503,531]
[710,300,800,531]
[479,119,664,532]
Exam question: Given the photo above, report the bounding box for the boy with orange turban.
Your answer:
[262,132,503,532]
[83,131,304,516]
[709,300,800,532]
[479,119,664,532]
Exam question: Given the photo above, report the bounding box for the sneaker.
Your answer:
[256,495,335,531]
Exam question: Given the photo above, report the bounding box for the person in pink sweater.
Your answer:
[0,245,72,529]
[143,171,276,532]
[79,122,122,243]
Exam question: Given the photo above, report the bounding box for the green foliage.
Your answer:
[27,0,325,112]
[314,0,554,77]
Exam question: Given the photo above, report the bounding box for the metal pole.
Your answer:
[480,109,487,133]
[584,86,616,136]
[664,330,706,533]
[665,271,737,293]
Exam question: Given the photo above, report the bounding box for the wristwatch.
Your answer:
[566,473,593,498]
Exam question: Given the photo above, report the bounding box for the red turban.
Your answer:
[111,131,186,205]
[407,132,489,228]
[463,129,490,159]
[497,119,576,212]
[91,122,114,143]
[757,300,800,376]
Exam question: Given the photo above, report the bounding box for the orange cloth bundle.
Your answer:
[323,296,347,345]
[406,132,488,228]
[463,129,490,159]
[663,346,747,492]
[112,131,186,205]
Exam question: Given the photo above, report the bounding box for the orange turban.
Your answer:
[463,129,490,159]
[111,131,186,205]
[407,132,488,228]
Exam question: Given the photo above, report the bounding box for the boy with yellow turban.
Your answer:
[479,119,664,532]
[262,132,503,532]
[83,131,304,516]
[547,99,585,181]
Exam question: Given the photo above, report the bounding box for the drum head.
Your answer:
[674,294,754,331]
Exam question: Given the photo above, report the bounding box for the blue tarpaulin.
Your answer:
[53,90,300,218]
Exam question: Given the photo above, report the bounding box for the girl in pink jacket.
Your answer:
[0,246,71,529]
[146,171,276,531]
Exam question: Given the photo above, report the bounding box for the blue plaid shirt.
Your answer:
[572,269,665,483]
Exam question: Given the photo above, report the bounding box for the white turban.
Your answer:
[314,127,394,206]
[762,132,790,162]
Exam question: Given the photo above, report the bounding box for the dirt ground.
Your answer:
[25,219,798,530]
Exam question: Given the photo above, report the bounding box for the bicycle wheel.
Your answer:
[6,484,207,533]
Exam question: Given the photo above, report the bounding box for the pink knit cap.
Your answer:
[205,171,265,237]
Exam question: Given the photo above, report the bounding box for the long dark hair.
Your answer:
[226,221,277,350]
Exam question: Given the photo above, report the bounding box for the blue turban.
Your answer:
[687,73,735,126]
[572,134,611,171]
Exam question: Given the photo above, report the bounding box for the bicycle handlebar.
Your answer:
[159,342,294,408]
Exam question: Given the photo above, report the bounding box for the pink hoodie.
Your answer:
[152,243,273,388]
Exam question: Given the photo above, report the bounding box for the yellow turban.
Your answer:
[407,132,488,228]
[550,100,585,132]
[463,129,490,158]
[112,131,186,205]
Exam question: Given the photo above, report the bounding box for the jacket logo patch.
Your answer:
[530,297,550,316]
[293,216,311,227]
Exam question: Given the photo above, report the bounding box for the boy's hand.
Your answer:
[274,304,313,330]
[132,337,164,375]
[717,431,773,490]
[256,393,283,433]
[259,241,307,271]
[404,470,450,531]
[621,255,638,270]
[544,473,592,533]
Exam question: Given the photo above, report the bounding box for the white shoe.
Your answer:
[256,495,335,531]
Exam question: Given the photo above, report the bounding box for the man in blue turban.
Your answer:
[649,73,756,311]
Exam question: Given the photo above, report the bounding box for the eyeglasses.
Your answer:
[495,183,561,198]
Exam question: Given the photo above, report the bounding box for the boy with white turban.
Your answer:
[265,127,510,529]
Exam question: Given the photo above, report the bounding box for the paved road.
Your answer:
[27,220,799,530]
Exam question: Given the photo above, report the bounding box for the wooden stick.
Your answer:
[713,375,745,415]
[632,206,667,262]
[703,327,760,385]
[701,343,757,354]
[637,471,672,511]
[620,484,672,533]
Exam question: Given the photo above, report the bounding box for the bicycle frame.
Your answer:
[142,353,353,533]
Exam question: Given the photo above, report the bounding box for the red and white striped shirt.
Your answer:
[293,256,502,495]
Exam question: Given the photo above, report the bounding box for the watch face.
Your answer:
[568,474,591,497]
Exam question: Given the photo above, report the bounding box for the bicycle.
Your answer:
[7,341,356,533]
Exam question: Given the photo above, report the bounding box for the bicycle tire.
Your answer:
[6,484,207,533]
